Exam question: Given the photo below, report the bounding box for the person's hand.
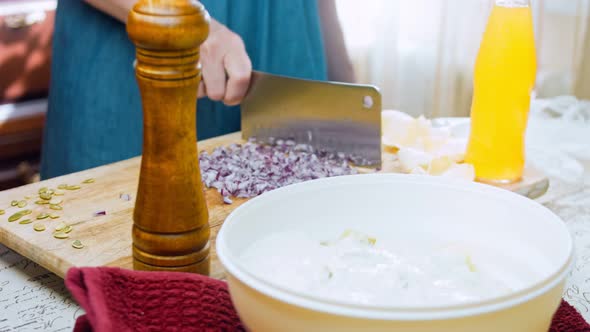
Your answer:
[198,19,252,106]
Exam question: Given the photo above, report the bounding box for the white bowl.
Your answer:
[216,174,573,332]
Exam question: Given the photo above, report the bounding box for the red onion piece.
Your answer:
[120,193,132,201]
[94,210,107,217]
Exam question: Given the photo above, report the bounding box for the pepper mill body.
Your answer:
[127,0,211,274]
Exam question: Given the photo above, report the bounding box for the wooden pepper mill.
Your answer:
[127,0,211,274]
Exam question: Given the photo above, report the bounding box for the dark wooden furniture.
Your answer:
[0,0,56,189]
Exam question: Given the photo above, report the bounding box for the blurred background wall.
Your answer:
[336,0,590,117]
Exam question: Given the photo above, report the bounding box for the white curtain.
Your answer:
[336,0,590,117]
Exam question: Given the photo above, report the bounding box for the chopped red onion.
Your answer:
[120,193,132,201]
[94,210,107,217]
[199,139,358,203]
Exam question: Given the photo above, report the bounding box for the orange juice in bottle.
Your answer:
[465,0,536,183]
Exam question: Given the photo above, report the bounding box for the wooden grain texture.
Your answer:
[0,133,241,280]
[0,132,548,280]
[127,0,211,274]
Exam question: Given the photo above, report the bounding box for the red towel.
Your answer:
[66,267,589,332]
[66,267,245,332]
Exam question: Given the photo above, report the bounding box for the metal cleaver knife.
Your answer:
[241,71,382,166]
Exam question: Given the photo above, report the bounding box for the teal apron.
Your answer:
[41,0,327,179]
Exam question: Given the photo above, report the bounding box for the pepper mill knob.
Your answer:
[127,0,211,274]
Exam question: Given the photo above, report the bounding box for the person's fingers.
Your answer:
[200,42,226,101]
[223,46,252,106]
[198,21,251,105]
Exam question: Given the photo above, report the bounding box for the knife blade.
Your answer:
[241,71,382,166]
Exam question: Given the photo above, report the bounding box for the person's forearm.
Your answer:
[84,0,136,23]
[318,0,356,83]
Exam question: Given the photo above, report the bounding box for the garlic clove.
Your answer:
[441,163,476,181]
[410,166,428,175]
[435,137,468,162]
[427,156,454,176]
[382,110,415,148]
[398,147,433,172]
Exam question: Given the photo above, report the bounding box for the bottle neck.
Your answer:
[495,0,530,7]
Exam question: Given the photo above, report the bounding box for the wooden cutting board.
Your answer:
[0,132,548,280]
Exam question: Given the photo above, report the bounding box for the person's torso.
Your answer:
[41,0,327,179]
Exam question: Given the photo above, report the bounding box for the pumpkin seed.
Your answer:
[63,225,73,234]
[39,192,52,200]
[0,209,4,215]
[49,214,60,219]
[49,198,63,205]
[35,200,50,205]
[10,200,18,207]
[8,210,31,222]
[36,213,50,220]
[53,190,65,196]
[18,219,33,225]
[57,184,68,189]
[72,240,84,249]
[65,185,81,191]
[38,187,48,194]
[45,189,55,195]
[24,195,33,199]
[54,222,66,232]
[49,204,63,211]
[17,200,27,208]
[82,178,95,184]
[33,224,46,232]
[53,232,69,239]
